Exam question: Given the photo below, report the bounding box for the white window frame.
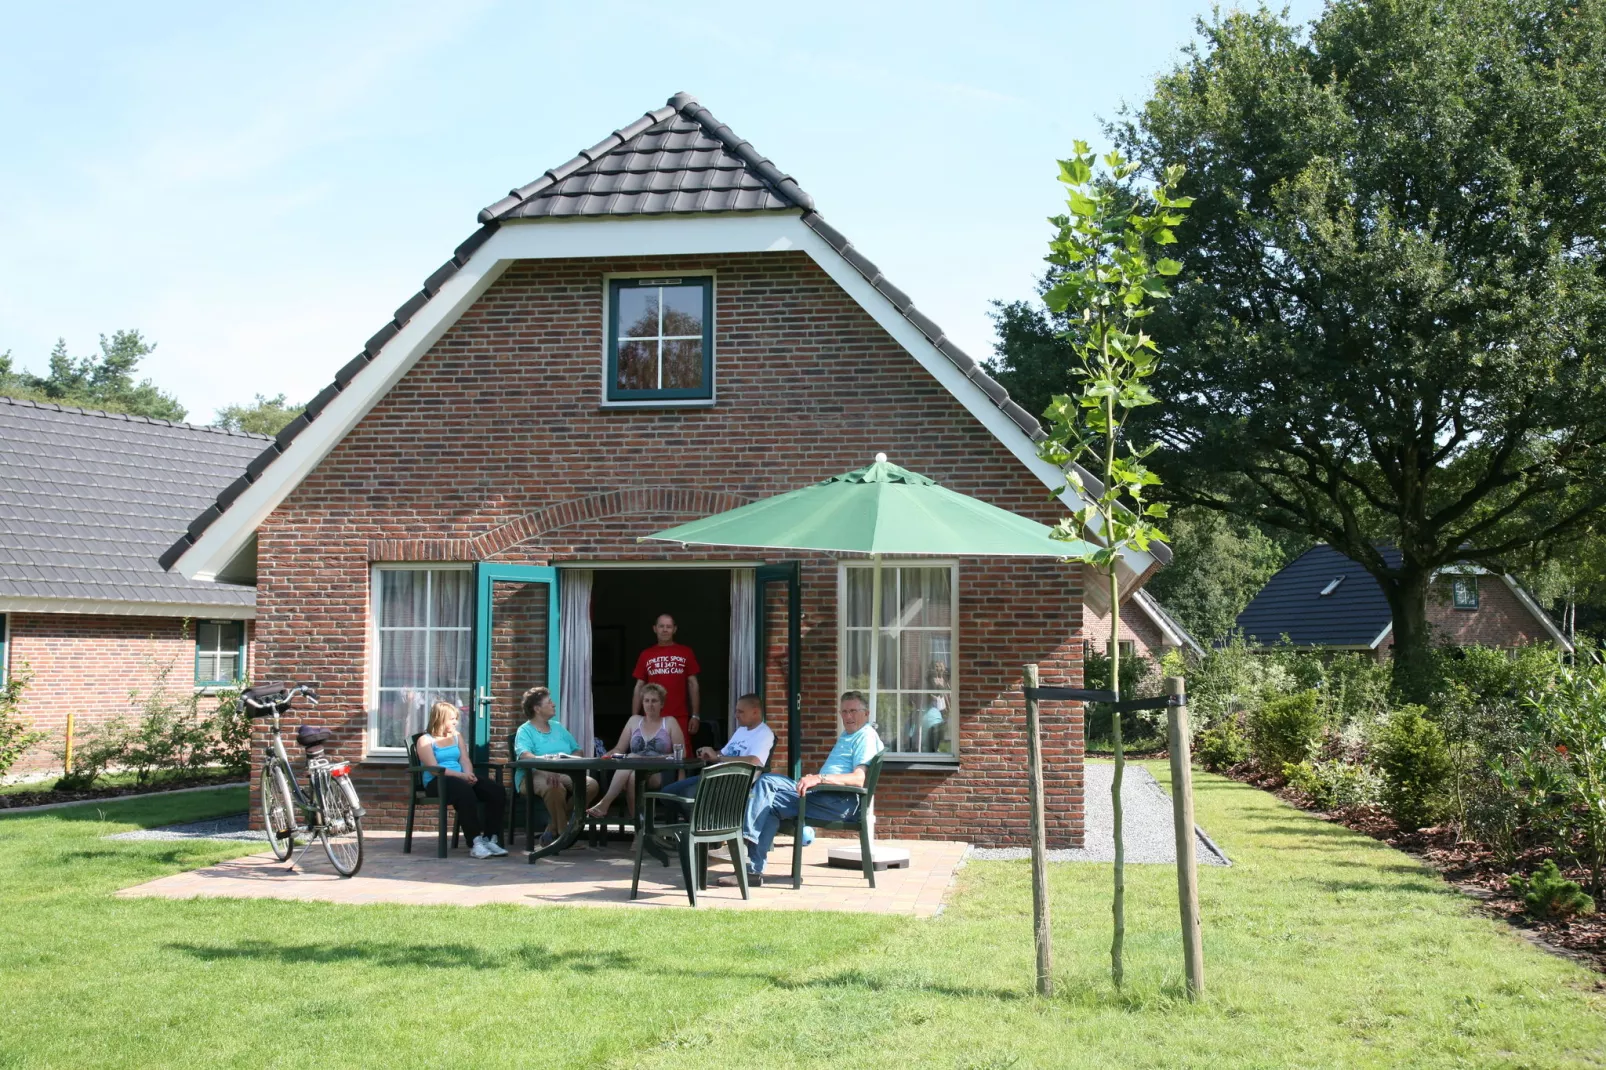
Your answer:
[599,269,719,409]
[836,559,960,762]
[367,563,474,758]
[194,618,247,691]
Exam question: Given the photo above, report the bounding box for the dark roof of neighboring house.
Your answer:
[1236,544,1400,648]
[1,397,262,608]
[160,91,1168,571]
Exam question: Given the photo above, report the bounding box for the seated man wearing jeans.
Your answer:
[660,692,774,801]
[722,690,883,887]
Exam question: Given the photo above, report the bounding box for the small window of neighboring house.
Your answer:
[606,276,714,403]
[1,613,8,685]
[1452,576,1480,610]
[1082,639,1136,661]
[196,620,246,687]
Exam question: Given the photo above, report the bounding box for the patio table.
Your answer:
[512,756,704,863]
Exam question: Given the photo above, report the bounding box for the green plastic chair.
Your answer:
[403,731,505,858]
[635,762,758,906]
[781,752,886,889]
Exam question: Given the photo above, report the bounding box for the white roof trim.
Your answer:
[172,212,1140,581]
[0,597,254,619]
[1368,623,1394,650]
[1131,588,1204,656]
[1500,574,1574,652]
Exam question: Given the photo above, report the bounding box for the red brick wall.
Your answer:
[253,251,1086,847]
[1082,588,1171,661]
[4,613,254,776]
[1426,576,1558,649]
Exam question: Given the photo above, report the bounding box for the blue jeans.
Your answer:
[660,775,699,799]
[744,773,861,874]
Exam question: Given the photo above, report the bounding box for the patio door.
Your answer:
[755,562,802,778]
[473,563,559,764]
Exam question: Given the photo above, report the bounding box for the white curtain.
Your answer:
[558,569,595,758]
[728,568,756,735]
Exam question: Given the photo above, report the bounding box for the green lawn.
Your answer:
[0,766,241,797]
[1,768,1602,1068]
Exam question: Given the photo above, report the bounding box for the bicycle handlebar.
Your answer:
[242,681,320,713]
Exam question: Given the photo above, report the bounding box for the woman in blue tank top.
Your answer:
[418,701,509,859]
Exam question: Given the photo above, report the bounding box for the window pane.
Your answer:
[876,632,897,689]
[846,568,872,627]
[432,570,472,629]
[197,653,220,683]
[660,340,704,389]
[376,690,420,751]
[430,630,471,691]
[873,693,901,752]
[903,567,952,627]
[213,650,239,682]
[660,284,704,335]
[198,621,223,652]
[879,568,897,627]
[379,570,427,627]
[844,629,870,690]
[380,630,424,689]
[617,340,658,390]
[619,287,659,338]
[897,630,951,690]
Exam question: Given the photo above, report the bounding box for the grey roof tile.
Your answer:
[1236,545,1398,648]
[0,398,261,606]
[161,91,1170,570]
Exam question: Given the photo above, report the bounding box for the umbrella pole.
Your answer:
[868,553,881,728]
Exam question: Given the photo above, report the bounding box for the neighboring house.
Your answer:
[1235,544,1571,656]
[1082,583,1203,663]
[161,93,1171,848]
[0,398,265,776]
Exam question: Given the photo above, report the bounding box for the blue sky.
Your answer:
[0,1,1323,421]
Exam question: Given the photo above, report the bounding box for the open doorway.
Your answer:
[589,568,731,752]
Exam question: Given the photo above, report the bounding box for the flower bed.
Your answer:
[0,769,245,810]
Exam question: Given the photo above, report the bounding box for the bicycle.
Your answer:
[244,681,365,877]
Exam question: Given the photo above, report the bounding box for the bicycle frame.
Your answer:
[254,688,363,874]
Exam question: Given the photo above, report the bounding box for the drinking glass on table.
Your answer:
[673,743,685,761]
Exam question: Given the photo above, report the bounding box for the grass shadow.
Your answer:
[169,939,640,973]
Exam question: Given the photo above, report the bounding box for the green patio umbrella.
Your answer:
[643,454,1096,724]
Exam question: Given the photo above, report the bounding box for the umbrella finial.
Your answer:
[875,452,888,463]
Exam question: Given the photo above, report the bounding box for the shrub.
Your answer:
[209,688,250,776]
[53,716,133,791]
[1521,655,1606,895]
[1509,860,1595,919]
[1195,714,1250,772]
[1373,704,1452,831]
[0,666,47,778]
[1083,647,1162,749]
[1284,757,1382,811]
[1246,690,1322,774]
[122,664,213,785]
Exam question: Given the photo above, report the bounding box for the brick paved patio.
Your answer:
[118,832,968,917]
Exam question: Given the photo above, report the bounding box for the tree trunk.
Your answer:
[1381,569,1435,703]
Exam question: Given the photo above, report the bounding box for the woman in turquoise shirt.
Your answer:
[513,687,599,847]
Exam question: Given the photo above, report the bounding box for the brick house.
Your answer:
[1236,544,1571,656]
[1082,586,1202,664]
[161,93,1169,847]
[0,398,263,776]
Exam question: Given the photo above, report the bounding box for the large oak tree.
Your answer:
[1115,0,1606,695]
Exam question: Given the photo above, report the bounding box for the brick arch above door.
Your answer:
[366,486,757,562]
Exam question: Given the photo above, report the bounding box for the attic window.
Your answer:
[606,276,714,403]
[1319,577,1345,597]
[1452,576,1479,610]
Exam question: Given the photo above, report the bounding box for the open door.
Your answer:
[473,564,559,764]
[755,561,802,778]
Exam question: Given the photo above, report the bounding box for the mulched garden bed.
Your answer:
[1217,760,1606,974]
[0,771,246,810]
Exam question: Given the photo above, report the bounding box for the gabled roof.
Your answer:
[0,397,260,613]
[161,92,1168,579]
[1132,588,1205,656]
[1235,543,1570,651]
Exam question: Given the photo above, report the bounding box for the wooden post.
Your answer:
[64,711,75,772]
[1166,675,1204,1001]
[1024,663,1053,996]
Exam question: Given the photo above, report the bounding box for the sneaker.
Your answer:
[484,836,508,857]
[469,836,494,859]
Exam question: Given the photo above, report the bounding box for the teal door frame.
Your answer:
[755,562,802,779]
[473,563,560,763]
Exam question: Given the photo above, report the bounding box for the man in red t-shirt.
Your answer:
[632,613,701,744]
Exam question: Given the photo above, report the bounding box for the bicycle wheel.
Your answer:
[320,774,364,877]
[260,763,297,862]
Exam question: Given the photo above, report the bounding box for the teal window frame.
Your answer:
[195,620,247,687]
[1452,576,1480,610]
[1,613,8,685]
[605,275,715,402]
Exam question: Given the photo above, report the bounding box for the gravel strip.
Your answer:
[969,764,1229,866]
[106,813,265,843]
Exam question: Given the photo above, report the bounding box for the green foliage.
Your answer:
[1283,757,1381,812]
[1194,714,1249,772]
[0,331,186,420]
[1517,655,1606,894]
[1509,860,1595,920]
[1246,690,1323,774]
[1173,637,1299,729]
[0,666,46,778]
[210,688,251,776]
[984,298,1072,433]
[212,393,302,436]
[1116,0,1606,701]
[1141,508,1292,642]
[54,716,134,791]
[1374,705,1453,832]
[1082,646,1161,749]
[122,664,215,786]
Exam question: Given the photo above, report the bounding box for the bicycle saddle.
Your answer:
[297,725,334,749]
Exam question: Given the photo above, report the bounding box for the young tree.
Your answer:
[0,331,186,421]
[1038,143,1190,989]
[1115,0,1606,699]
[213,393,302,436]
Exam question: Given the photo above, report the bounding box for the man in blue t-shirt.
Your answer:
[723,690,883,886]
